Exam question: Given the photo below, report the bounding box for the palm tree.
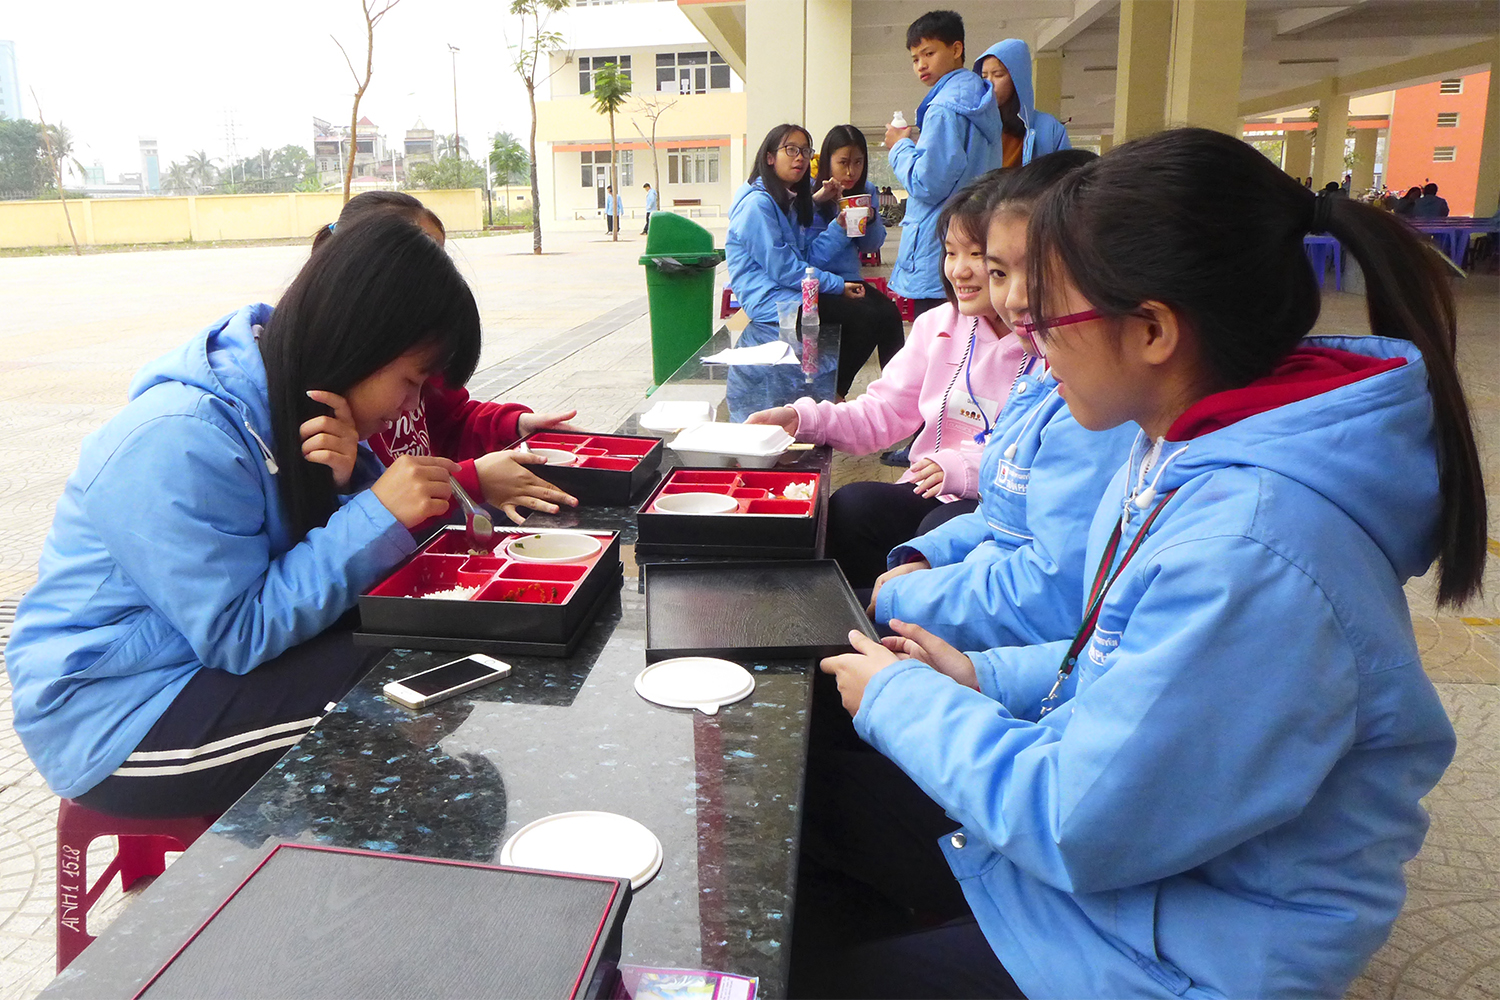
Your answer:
[162,161,194,195]
[489,131,528,223]
[590,60,631,241]
[184,150,217,193]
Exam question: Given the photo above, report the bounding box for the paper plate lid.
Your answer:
[500,811,663,890]
[634,657,755,716]
[639,400,714,433]
[668,422,794,458]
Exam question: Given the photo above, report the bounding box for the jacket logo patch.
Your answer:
[1087,626,1121,666]
[992,459,1030,495]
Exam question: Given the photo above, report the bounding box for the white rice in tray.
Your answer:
[420,585,480,600]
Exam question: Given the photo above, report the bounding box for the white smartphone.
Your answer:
[382,654,513,710]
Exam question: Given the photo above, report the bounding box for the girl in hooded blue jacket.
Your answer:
[810,129,1484,999]
[6,214,478,819]
[727,124,905,398]
[975,39,1072,169]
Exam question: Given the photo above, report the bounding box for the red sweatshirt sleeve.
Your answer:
[421,377,532,460]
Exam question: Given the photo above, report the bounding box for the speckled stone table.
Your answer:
[42,327,845,999]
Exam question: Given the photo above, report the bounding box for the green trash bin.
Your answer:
[639,213,726,385]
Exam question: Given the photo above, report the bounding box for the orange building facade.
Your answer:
[1385,71,1491,216]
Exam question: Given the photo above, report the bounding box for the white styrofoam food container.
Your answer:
[666,422,795,468]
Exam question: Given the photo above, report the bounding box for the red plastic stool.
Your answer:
[56,798,217,971]
[859,249,882,267]
[719,286,740,319]
[865,276,890,296]
[891,293,916,323]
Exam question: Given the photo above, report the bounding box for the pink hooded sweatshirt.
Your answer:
[790,303,1025,501]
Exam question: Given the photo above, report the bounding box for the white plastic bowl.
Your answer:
[667,422,795,468]
[653,492,739,515]
[505,531,602,563]
[526,447,579,466]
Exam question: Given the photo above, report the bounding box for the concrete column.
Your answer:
[1351,127,1377,193]
[746,0,807,159]
[1114,0,1173,142]
[1033,50,1064,119]
[1165,0,1247,134]
[804,0,852,141]
[1099,133,1114,153]
[1475,66,1500,216]
[1311,82,1349,188]
[1283,129,1312,180]
[730,132,746,193]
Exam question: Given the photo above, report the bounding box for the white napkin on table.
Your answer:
[701,341,800,366]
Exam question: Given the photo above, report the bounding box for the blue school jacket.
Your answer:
[726,178,848,325]
[976,39,1073,165]
[887,68,1003,299]
[857,335,1455,998]
[809,179,887,283]
[5,305,416,799]
[876,360,1135,651]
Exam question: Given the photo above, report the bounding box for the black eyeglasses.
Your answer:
[778,144,814,160]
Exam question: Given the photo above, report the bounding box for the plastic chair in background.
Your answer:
[1303,235,1344,291]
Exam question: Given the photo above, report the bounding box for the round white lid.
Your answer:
[500,811,663,890]
[634,657,755,716]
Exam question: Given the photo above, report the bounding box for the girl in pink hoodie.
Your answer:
[748,173,1025,587]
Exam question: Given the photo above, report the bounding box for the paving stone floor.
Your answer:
[0,232,1496,998]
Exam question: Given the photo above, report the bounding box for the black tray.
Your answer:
[521,431,664,506]
[356,567,624,658]
[136,843,629,1000]
[635,468,822,559]
[643,560,877,662]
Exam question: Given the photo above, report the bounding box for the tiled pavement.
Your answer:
[0,232,1496,998]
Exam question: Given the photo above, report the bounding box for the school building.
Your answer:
[665,0,1496,217]
[531,0,748,229]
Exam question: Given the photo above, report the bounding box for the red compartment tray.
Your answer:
[635,469,823,558]
[358,526,623,655]
[519,431,664,505]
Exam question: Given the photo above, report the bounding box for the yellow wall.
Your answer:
[0,189,486,249]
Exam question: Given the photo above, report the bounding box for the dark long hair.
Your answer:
[311,190,446,248]
[748,124,815,227]
[263,213,481,542]
[813,125,870,223]
[1027,127,1485,606]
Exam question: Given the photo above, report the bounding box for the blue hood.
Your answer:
[977,40,1037,126]
[1136,335,1440,581]
[917,67,1003,147]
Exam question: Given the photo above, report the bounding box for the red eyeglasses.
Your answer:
[1013,309,1107,355]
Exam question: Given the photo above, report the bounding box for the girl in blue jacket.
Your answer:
[6,214,478,819]
[870,149,1136,655]
[812,129,1483,998]
[727,124,903,398]
[976,39,1072,168]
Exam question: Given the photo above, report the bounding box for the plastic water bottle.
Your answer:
[891,110,907,129]
[800,267,820,379]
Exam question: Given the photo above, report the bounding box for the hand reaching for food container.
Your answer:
[517,409,581,436]
[475,450,578,525]
[744,406,800,437]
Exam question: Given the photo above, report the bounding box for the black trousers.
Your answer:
[909,296,948,319]
[826,480,978,590]
[817,284,907,397]
[641,211,652,234]
[790,744,1026,999]
[74,624,383,819]
[606,215,616,233]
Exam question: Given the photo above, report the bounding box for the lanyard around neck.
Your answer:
[1038,488,1178,718]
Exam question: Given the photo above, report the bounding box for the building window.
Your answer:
[1433,146,1457,163]
[1438,79,1464,95]
[667,146,720,185]
[1437,112,1460,128]
[578,55,631,95]
[580,149,633,187]
[655,51,731,94]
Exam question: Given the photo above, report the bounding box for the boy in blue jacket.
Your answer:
[886,10,1003,316]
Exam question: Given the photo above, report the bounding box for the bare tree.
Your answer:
[31,89,80,256]
[508,0,570,254]
[332,0,404,204]
[629,91,677,195]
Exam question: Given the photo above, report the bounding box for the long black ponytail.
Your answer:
[262,212,481,542]
[1028,127,1485,607]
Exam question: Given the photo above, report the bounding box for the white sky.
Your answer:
[5,0,547,177]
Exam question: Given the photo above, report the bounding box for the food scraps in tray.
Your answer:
[778,481,815,501]
[505,583,564,604]
[421,585,480,601]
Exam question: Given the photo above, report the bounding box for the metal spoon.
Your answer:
[447,474,494,550]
